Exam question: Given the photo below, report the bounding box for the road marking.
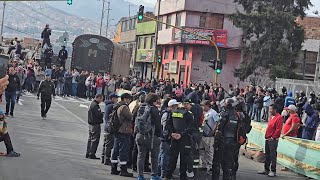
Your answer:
[19,99,24,102]
[18,101,23,106]
[79,104,89,109]
[53,101,87,125]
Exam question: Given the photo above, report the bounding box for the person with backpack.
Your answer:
[199,100,219,175]
[135,93,162,180]
[158,99,179,179]
[212,98,240,180]
[110,93,134,177]
[165,99,195,180]
[86,94,104,160]
[101,93,119,165]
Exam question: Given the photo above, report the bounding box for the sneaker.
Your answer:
[10,114,14,118]
[137,175,146,180]
[6,151,20,157]
[88,155,100,160]
[268,172,276,177]
[258,170,269,175]
[186,171,195,178]
[150,175,162,180]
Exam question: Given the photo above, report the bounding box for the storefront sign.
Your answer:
[137,50,154,63]
[169,61,179,74]
[164,63,169,70]
[172,27,227,47]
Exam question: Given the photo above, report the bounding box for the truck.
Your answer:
[71,34,131,76]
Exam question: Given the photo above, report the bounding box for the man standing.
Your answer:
[44,45,53,68]
[86,94,104,159]
[258,104,283,177]
[58,46,68,69]
[41,24,51,48]
[5,67,20,118]
[166,99,195,180]
[72,69,80,97]
[37,74,55,119]
[199,100,219,175]
[110,93,134,177]
[101,93,119,165]
[282,105,300,138]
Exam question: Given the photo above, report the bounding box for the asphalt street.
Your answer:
[0,92,308,180]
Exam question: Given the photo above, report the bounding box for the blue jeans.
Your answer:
[72,83,78,96]
[64,83,72,96]
[251,104,257,120]
[246,103,253,117]
[111,133,130,165]
[158,141,170,177]
[256,108,262,122]
[56,82,64,95]
[96,87,103,95]
[5,91,17,115]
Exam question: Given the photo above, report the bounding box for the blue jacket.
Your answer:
[303,103,319,129]
[285,92,296,107]
[104,100,114,133]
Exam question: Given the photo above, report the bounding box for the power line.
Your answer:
[6,3,46,24]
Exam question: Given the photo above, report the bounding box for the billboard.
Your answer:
[172,27,228,47]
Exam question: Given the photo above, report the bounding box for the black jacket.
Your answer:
[245,91,255,103]
[41,28,51,39]
[88,100,104,125]
[150,105,161,137]
[58,49,68,60]
[37,80,55,98]
[6,74,20,92]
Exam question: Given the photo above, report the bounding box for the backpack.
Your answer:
[236,112,247,145]
[107,105,123,134]
[135,103,153,134]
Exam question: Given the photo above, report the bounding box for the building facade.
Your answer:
[135,17,157,79]
[114,16,138,75]
[156,0,243,86]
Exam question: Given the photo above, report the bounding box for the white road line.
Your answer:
[18,101,23,106]
[79,104,89,109]
[19,99,24,102]
[53,101,87,125]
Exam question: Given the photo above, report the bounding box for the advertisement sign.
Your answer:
[169,61,179,74]
[136,50,154,63]
[172,27,227,47]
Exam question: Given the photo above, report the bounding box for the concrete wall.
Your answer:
[156,0,185,15]
[190,47,215,83]
[120,30,136,43]
[185,0,243,14]
[217,49,242,86]
[223,17,242,48]
[136,21,157,35]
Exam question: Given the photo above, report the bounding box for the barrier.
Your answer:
[247,121,320,179]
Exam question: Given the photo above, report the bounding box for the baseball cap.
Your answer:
[200,100,211,107]
[109,93,119,99]
[285,105,297,111]
[168,99,180,107]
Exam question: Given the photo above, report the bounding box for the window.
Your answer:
[129,19,132,30]
[175,12,182,27]
[166,15,171,29]
[199,13,224,29]
[121,21,127,32]
[131,18,136,29]
[165,47,169,59]
[150,36,155,49]
[138,37,144,49]
[183,46,189,60]
[158,16,163,31]
[173,46,179,60]
[199,15,206,28]
[143,37,148,49]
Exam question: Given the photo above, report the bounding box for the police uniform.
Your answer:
[166,107,194,179]
[37,78,55,118]
[212,103,239,180]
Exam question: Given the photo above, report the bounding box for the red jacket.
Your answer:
[96,77,104,88]
[265,113,283,139]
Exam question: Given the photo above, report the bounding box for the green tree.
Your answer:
[231,0,312,81]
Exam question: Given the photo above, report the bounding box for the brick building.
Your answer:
[156,0,243,86]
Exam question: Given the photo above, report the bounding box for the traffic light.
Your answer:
[67,0,72,5]
[209,60,216,70]
[157,55,162,63]
[216,61,222,74]
[138,5,144,21]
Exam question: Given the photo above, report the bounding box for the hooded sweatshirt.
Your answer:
[285,92,296,107]
[303,103,320,129]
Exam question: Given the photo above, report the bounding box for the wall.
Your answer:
[185,0,243,15]
[296,16,320,40]
[190,46,215,83]
[156,0,185,16]
[217,49,241,86]
[223,17,242,48]
[136,21,157,35]
[120,30,136,43]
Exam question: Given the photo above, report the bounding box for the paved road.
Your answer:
[0,92,307,180]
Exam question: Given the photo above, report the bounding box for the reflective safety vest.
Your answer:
[171,108,193,134]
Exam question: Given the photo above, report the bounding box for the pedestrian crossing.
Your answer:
[21,92,93,104]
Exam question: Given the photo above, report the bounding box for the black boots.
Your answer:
[120,165,133,177]
[111,163,120,175]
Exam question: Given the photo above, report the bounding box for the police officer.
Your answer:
[86,94,104,159]
[297,91,307,118]
[309,92,316,105]
[165,99,195,180]
[212,98,239,180]
[58,45,68,69]
[37,74,55,119]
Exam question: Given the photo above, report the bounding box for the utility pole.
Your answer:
[99,0,105,36]
[106,1,111,38]
[0,2,6,44]
[154,0,161,79]
[315,42,320,82]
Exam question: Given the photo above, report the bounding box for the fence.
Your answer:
[247,122,320,179]
[275,78,320,95]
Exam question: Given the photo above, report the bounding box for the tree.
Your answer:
[231,0,312,81]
